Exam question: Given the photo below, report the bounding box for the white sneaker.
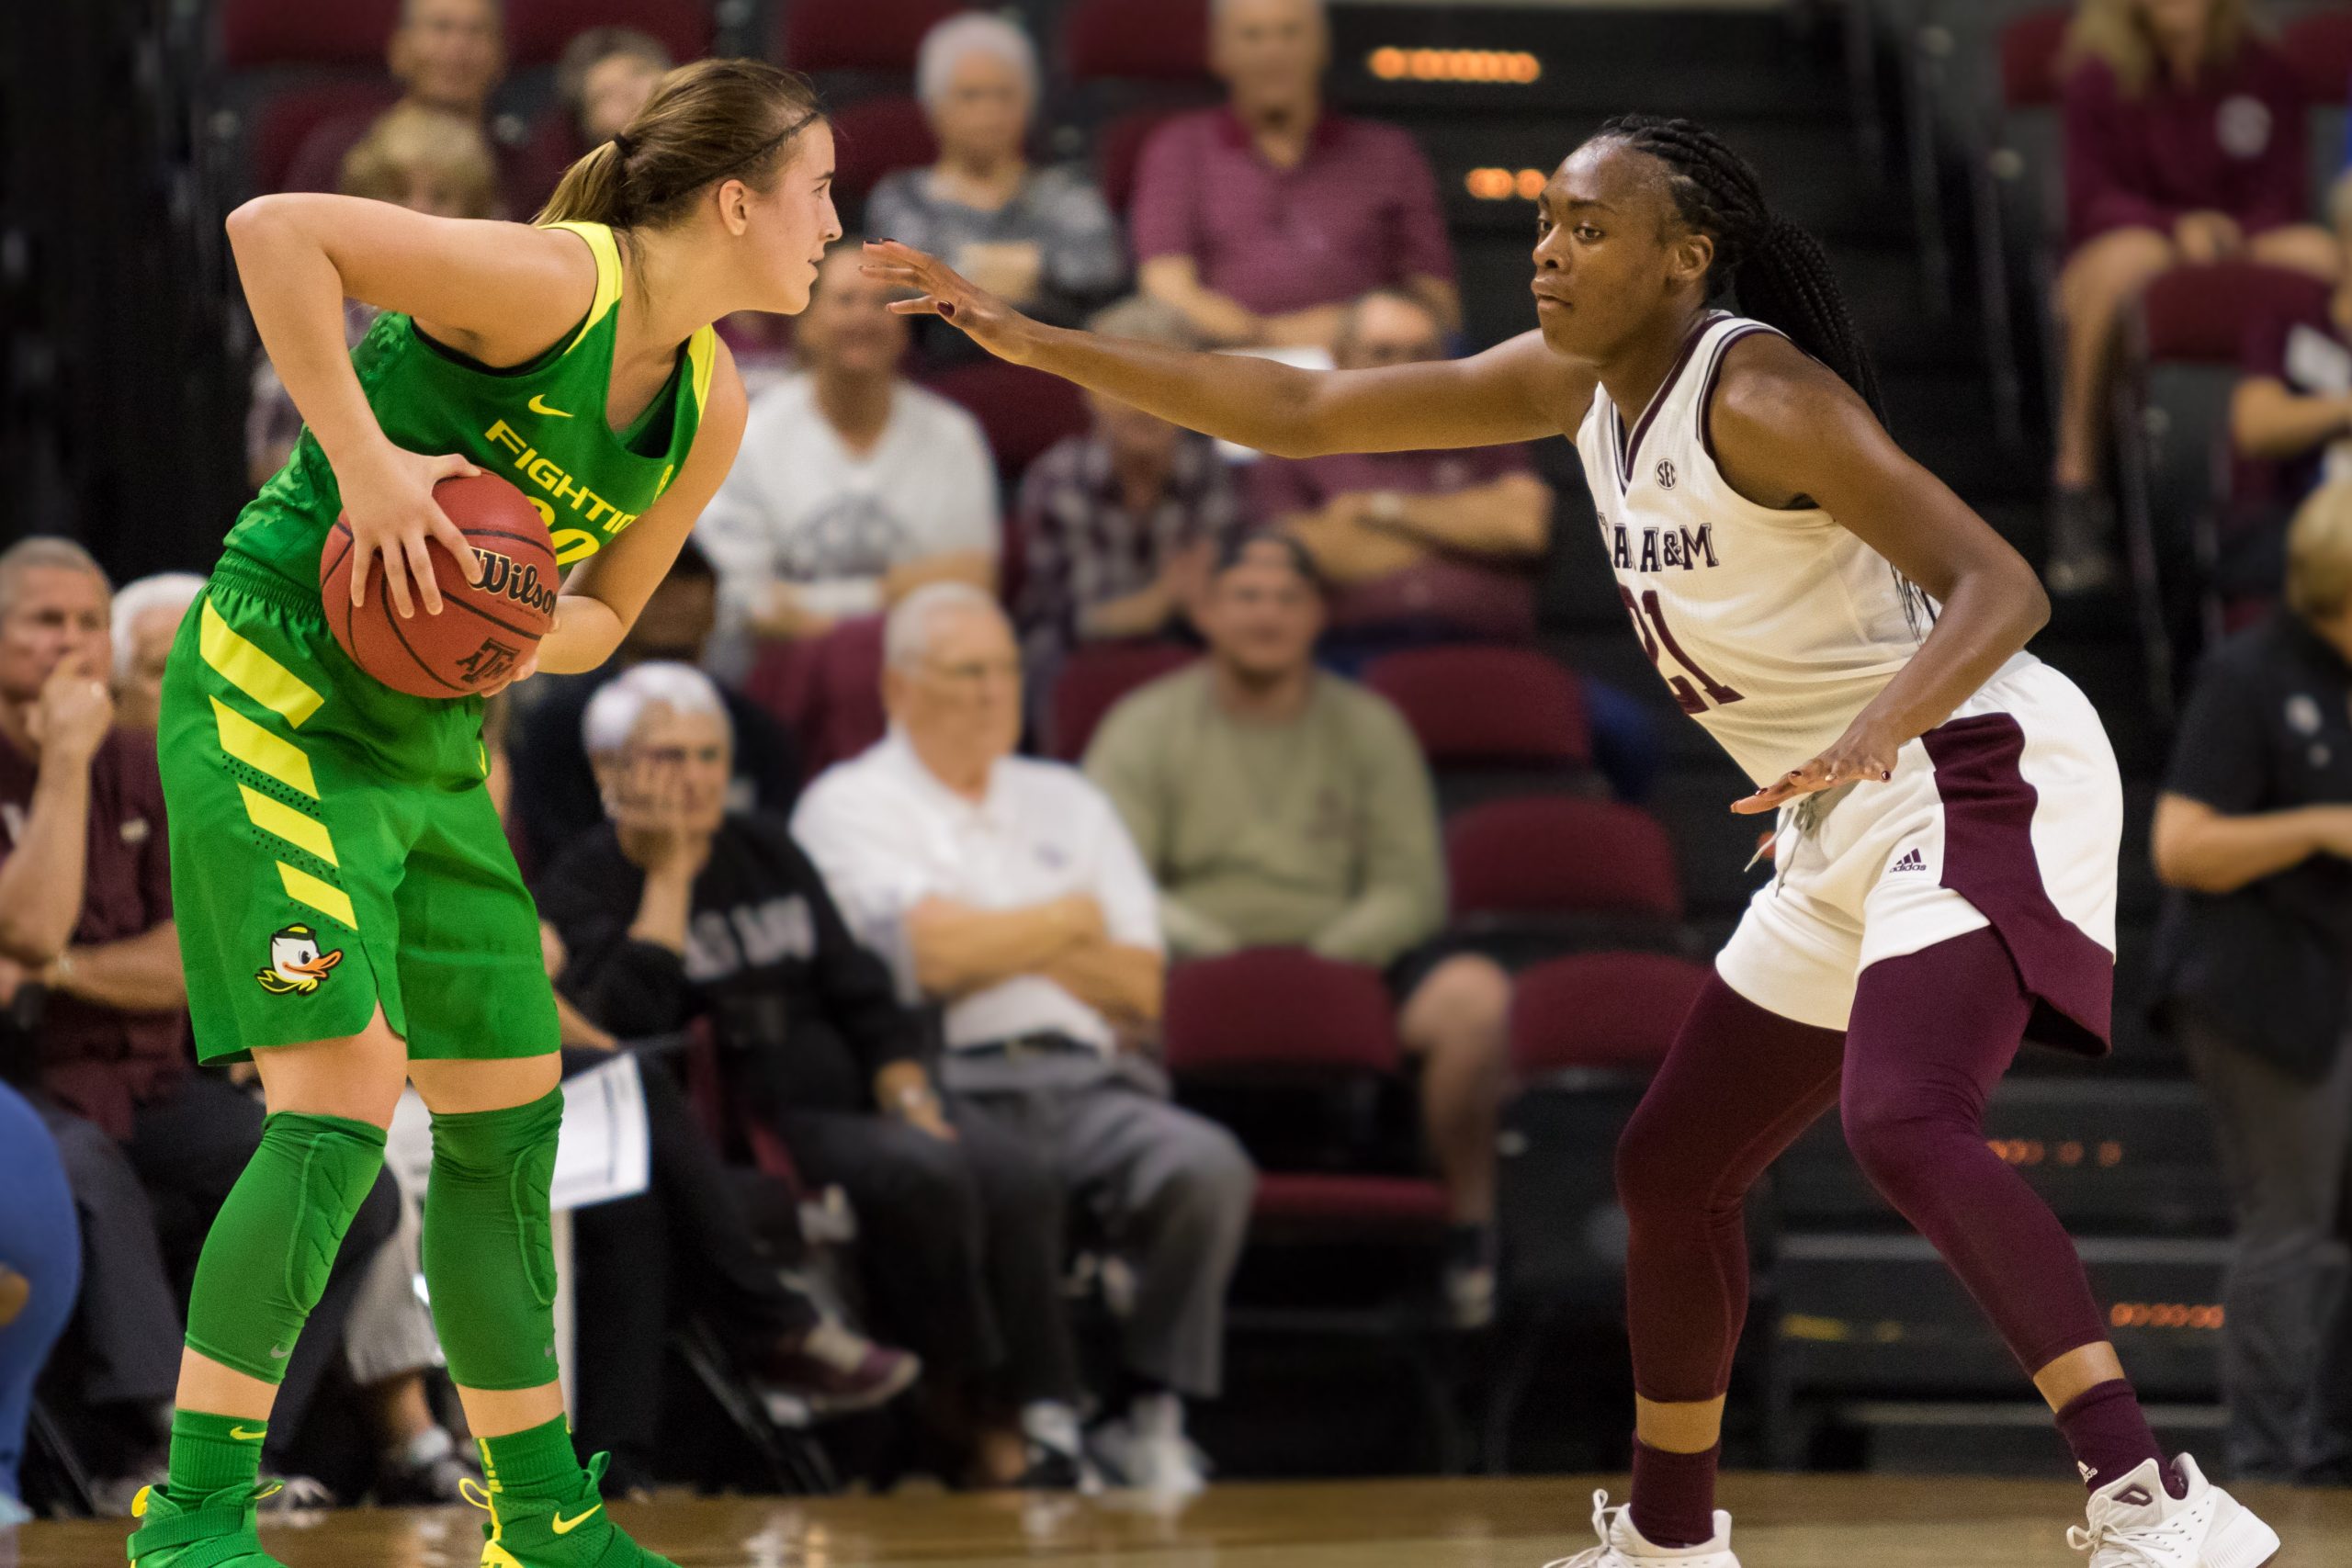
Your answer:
[1545,1490,1740,1567]
[2068,1456,2280,1568]
[1089,1416,1209,1498]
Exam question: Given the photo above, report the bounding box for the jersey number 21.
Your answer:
[1620,586,1746,716]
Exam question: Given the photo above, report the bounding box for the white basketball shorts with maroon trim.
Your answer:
[1713,653,2123,1053]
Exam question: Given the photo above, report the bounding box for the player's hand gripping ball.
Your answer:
[320,474,559,698]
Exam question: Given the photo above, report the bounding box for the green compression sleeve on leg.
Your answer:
[422,1088,565,1392]
[184,1111,388,1384]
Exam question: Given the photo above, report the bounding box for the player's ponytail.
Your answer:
[1588,115,1885,422]
[538,58,825,231]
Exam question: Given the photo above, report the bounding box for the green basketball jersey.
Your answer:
[222,220,718,585]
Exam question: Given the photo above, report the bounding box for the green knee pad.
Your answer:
[423,1089,564,1392]
[185,1111,388,1383]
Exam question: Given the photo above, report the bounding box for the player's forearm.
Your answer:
[0,769,94,962]
[1840,558,2050,750]
[225,200,394,477]
[536,594,626,675]
[50,924,187,1011]
[1011,321,1328,457]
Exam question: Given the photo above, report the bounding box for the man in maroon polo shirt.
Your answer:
[1129,0,1458,351]
[0,538,394,1506]
[1246,288,1552,650]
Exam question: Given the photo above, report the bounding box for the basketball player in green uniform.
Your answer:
[129,61,838,1568]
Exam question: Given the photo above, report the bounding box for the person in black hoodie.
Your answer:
[537,662,1085,1488]
[2153,481,2352,1485]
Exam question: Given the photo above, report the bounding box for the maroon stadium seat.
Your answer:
[1508,951,1707,1078]
[1163,948,1403,1078]
[744,615,888,776]
[1446,796,1681,923]
[1362,646,1591,772]
[919,359,1092,480]
[828,94,939,217]
[2284,10,2352,105]
[219,0,400,72]
[2140,263,2331,364]
[1046,641,1198,761]
[1163,950,1450,1234]
[245,77,402,194]
[503,0,715,71]
[1063,0,1212,83]
[780,0,969,76]
[1998,8,2071,111]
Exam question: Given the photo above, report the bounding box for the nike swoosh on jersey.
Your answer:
[268,1344,293,1359]
[528,395,574,419]
[550,1504,603,1536]
[230,1427,267,1442]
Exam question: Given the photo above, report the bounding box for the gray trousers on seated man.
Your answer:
[939,1040,1257,1399]
[2178,1009,2352,1483]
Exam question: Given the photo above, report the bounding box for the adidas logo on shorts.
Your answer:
[1890,848,1928,873]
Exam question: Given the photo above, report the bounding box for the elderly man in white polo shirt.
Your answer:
[792,582,1255,1496]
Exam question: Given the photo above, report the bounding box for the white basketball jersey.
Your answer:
[1575,312,1946,787]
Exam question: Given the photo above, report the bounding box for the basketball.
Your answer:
[318,473,560,699]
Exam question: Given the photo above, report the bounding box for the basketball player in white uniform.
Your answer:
[862,114,2281,1568]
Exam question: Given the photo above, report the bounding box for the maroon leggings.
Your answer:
[1615,926,2111,1404]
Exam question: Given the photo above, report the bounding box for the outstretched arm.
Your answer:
[1713,335,2051,815]
[226,196,600,619]
[863,241,1589,458]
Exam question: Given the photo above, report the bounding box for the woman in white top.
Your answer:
[864,114,2278,1568]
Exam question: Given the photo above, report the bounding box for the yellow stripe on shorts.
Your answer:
[200,598,323,728]
[210,697,318,799]
[237,784,338,867]
[277,862,357,931]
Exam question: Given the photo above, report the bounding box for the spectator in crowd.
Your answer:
[0,1082,77,1529]
[537,663,1073,1487]
[1246,288,1551,652]
[1013,297,1237,728]
[696,246,999,680]
[795,585,1256,1495]
[107,574,204,733]
[281,0,525,212]
[868,15,1126,365]
[1130,0,1456,350]
[2151,479,2352,1484]
[0,538,399,1506]
[514,28,673,212]
[508,540,801,881]
[2049,0,2336,592]
[247,106,502,487]
[2229,206,2352,564]
[1084,536,1510,1326]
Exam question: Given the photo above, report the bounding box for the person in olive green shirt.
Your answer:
[1083,534,1511,1325]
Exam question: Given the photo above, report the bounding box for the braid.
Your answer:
[1590,114,1884,421]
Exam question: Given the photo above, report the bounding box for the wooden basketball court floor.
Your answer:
[14,1475,2352,1568]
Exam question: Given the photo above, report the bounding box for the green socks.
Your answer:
[184,1111,386,1382]
[166,1410,267,1504]
[424,1089,565,1392]
[478,1415,584,1498]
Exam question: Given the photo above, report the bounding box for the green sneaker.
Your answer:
[466,1453,674,1568]
[125,1482,288,1568]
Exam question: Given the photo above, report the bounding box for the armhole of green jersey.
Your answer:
[686,327,718,416]
[539,221,624,355]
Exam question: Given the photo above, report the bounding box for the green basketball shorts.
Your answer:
[156,554,560,1065]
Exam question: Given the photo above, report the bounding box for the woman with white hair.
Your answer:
[866,14,1125,359]
[537,662,1086,1488]
[108,573,206,732]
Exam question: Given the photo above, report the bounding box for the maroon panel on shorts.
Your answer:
[1922,713,2114,1055]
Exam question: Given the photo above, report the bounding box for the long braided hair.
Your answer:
[1585,114,1885,423]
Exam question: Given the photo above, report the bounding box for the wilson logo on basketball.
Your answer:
[473,549,558,619]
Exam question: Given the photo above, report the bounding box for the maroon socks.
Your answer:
[2058,1380,2183,1498]
[1630,1439,1721,1550]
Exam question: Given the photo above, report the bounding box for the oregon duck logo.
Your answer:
[256,924,345,995]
